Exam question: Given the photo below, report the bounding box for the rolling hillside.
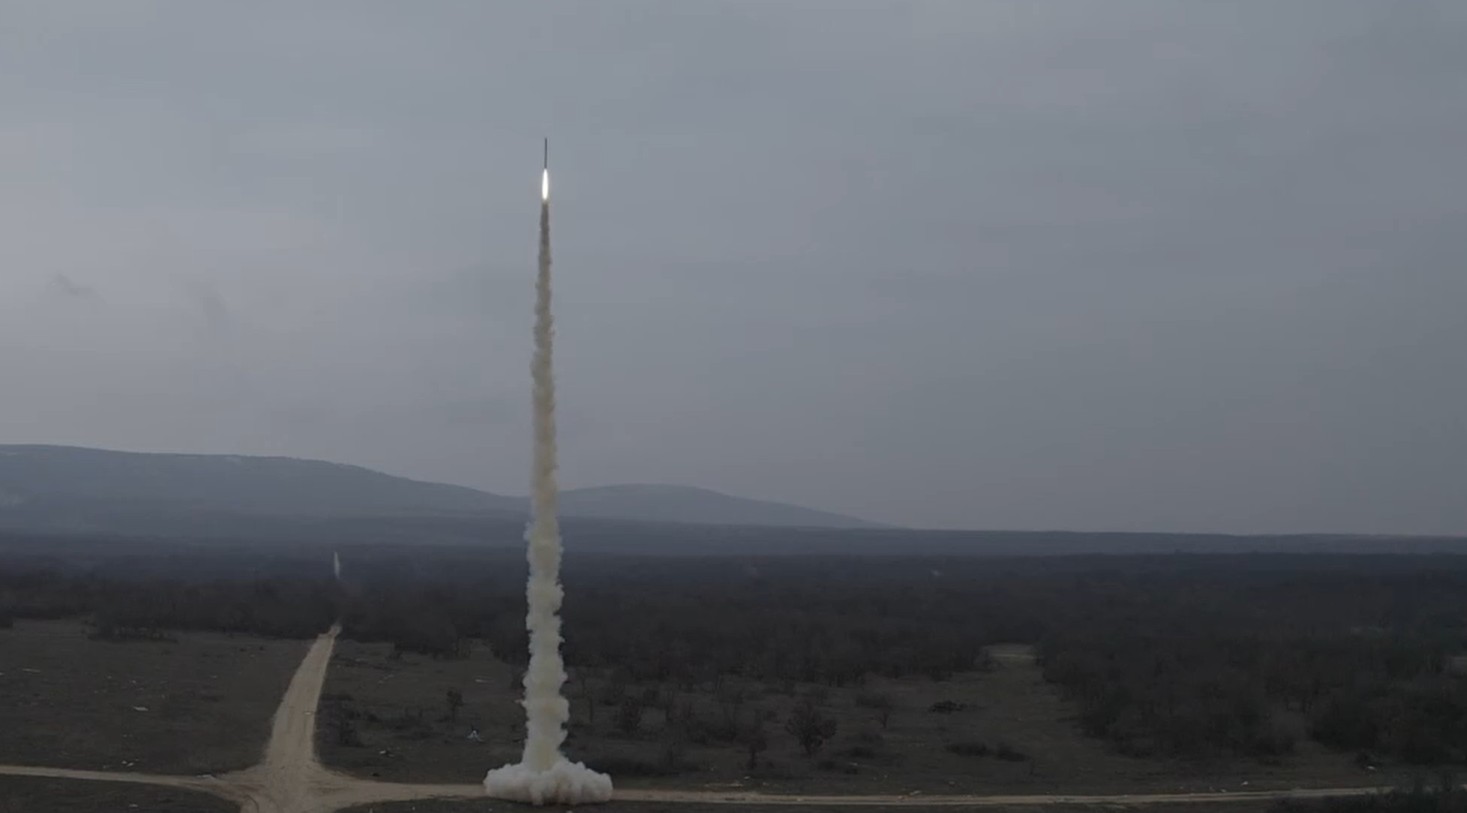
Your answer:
[0,445,875,531]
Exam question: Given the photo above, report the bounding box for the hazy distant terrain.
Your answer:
[0,445,516,517]
[557,483,878,529]
[0,445,874,533]
[1,446,1463,556]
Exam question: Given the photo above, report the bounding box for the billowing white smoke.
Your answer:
[482,759,612,807]
[484,180,613,806]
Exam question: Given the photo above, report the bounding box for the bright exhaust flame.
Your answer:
[541,169,549,202]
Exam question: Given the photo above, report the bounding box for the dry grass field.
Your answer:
[0,619,307,774]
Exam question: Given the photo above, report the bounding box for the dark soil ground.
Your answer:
[0,619,306,774]
[0,776,234,813]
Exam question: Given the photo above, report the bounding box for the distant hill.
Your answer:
[0,445,876,531]
[0,446,1460,556]
[558,484,880,529]
[0,444,518,517]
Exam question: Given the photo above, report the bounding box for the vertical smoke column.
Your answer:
[522,154,566,771]
[484,140,613,806]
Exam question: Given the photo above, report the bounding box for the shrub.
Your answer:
[994,742,1030,762]
[587,755,680,777]
[946,741,990,757]
[335,718,363,747]
[615,697,646,735]
[816,758,861,774]
[855,691,895,728]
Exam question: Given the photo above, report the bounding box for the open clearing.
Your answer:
[317,640,1403,796]
[0,776,234,812]
[0,619,306,774]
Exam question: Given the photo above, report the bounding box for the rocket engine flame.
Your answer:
[541,169,549,202]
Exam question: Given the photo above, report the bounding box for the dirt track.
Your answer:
[612,786,1398,807]
[0,625,1407,811]
[0,625,477,813]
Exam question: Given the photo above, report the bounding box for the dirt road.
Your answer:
[0,763,225,793]
[203,624,481,812]
[0,624,1414,811]
[611,786,1398,807]
[0,625,470,813]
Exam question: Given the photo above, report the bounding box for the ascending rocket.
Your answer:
[541,137,550,202]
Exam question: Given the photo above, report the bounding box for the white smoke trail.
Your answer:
[484,168,613,806]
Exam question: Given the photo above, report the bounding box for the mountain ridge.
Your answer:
[0,444,878,530]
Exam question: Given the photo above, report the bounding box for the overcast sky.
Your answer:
[1,2,1463,534]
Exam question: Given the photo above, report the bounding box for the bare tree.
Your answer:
[784,698,837,757]
[615,696,646,736]
[740,712,770,770]
[856,691,895,730]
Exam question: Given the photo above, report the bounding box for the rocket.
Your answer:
[541,137,550,202]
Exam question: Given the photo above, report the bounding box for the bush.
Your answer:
[816,758,861,774]
[615,698,646,735]
[599,679,629,707]
[685,711,740,744]
[750,760,801,781]
[1312,694,1384,751]
[946,741,990,757]
[335,718,363,747]
[994,742,1030,762]
[1250,720,1298,758]
[660,727,693,773]
[384,708,433,739]
[855,691,895,728]
[587,755,681,777]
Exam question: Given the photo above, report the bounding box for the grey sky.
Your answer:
[1,1,1463,534]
